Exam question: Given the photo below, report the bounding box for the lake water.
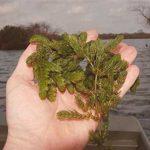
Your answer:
[0,39,150,140]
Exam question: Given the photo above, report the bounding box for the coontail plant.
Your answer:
[26,32,139,148]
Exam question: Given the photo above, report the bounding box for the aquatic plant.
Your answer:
[26,32,139,148]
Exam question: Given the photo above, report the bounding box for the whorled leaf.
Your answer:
[67,84,75,94]
[53,74,66,92]
[68,70,85,83]
[75,94,88,112]
[57,110,86,120]
[130,77,140,93]
[47,85,57,102]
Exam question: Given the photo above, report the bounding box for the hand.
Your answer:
[4,30,139,150]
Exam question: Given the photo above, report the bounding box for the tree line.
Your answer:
[0,23,60,50]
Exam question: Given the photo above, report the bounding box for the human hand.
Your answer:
[4,30,139,150]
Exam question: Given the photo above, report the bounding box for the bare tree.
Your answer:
[28,22,50,34]
[133,1,150,25]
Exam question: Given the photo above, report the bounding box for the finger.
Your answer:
[119,65,140,98]
[12,44,37,81]
[113,42,128,54]
[86,29,98,42]
[113,44,137,65]
[118,42,128,48]
[120,46,137,65]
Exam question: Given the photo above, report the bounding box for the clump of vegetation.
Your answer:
[26,32,139,148]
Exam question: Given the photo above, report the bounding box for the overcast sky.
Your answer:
[0,0,150,33]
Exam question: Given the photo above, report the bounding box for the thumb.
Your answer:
[86,29,98,42]
[12,44,37,81]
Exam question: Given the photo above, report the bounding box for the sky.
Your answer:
[0,0,150,33]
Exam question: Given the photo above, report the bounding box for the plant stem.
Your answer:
[85,56,94,68]
[95,74,97,92]
[94,74,98,102]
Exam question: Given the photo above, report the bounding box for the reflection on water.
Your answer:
[0,39,150,139]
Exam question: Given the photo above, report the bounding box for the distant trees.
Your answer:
[0,25,28,50]
[28,23,50,34]
[0,23,60,50]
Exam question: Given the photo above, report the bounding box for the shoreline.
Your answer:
[0,36,150,51]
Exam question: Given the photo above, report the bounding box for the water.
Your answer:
[0,39,150,139]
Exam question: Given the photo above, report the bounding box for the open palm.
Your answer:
[4,30,139,150]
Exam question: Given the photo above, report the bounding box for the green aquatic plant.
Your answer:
[130,77,140,93]
[26,32,139,148]
[89,120,110,150]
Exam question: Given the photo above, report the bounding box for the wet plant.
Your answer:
[26,32,139,148]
